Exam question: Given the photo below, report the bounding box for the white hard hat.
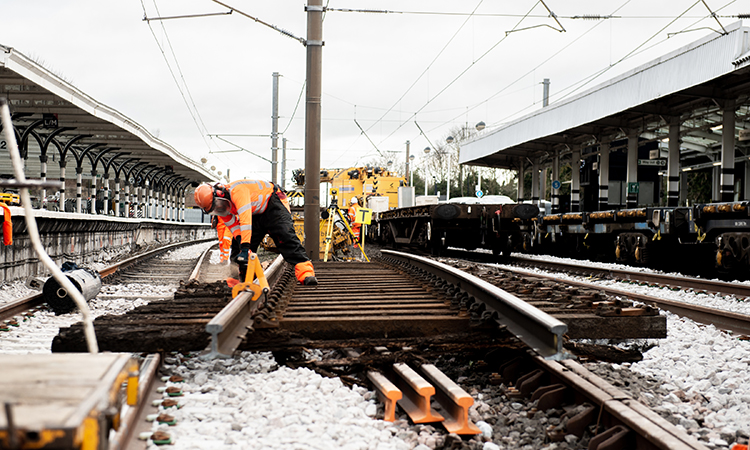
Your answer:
[351,197,358,204]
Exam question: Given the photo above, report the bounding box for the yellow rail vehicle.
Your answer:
[291,166,406,209]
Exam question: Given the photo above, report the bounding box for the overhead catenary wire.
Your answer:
[555,0,707,102]
[486,0,739,135]
[209,0,306,45]
[425,0,633,137]
[325,6,746,19]
[364,0,485,136]
[375,1,542,147]
[140,0,217,153]
[354,119,385,157]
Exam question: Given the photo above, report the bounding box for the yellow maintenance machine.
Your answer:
[290,166,406,209]
[262,166,405,259]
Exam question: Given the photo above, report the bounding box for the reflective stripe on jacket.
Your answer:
[218,180,275,245]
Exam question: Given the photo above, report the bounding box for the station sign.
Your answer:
[638,159,666,166]
[551,180,561,190]
[475,190,484,198]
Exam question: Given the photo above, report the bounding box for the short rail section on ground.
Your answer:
[367,362,480,435]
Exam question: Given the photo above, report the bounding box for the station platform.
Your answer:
[0,353,138,450]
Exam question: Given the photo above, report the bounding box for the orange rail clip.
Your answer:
[231,252,269,300]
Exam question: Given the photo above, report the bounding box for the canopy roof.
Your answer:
[461,21,750,171]
[0,44,213,185]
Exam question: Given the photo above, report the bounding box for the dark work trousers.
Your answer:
[236,193,310,279]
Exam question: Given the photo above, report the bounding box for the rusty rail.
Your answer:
[534,357,708,450]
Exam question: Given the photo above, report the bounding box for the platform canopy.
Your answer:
[461,21,750,171]
[0,44,214,185]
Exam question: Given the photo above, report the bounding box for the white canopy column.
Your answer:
[570,148,581,212]
[626,132,639,208]
[667,118,681,207]
[551,149,560,213]
[532,158,540,206]
[598,141,610,210]
[720,100,736,202]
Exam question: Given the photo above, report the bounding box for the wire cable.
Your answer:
[556,0,702,101]
[140,0,215,153]
[376,1,541,146]
[364,0,485,135]
[282,79,305,135]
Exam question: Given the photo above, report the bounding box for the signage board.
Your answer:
[638,159,666,166]
[43,113,58,128]
[355,208,372,225]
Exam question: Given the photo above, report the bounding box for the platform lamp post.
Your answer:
[409,155,415,186]
[423,147,431,196]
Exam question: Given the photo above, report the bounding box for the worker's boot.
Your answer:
[304,276,318,286]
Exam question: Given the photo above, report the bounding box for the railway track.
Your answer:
[503,255,750,337]
[2,245,724,449]
[0,239,214,323]
[510,255,750,298]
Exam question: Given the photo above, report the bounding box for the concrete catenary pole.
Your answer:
[304,0,323,260]
[405,140,410,183]
[271,72,280,184]
[282,137,287,190]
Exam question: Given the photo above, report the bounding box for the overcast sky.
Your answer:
[1,1,746,185]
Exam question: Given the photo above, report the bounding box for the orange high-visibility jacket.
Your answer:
[218,180,276,245]
[348,203,360,227]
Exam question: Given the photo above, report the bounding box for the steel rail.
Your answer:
[536,356,708,450]
[202,255,286,359]
[511,255,750,298]
[505,263,750,336]
[381,250,569,360]
[0,239,214,322]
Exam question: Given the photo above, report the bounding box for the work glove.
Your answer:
[236,247,250,264]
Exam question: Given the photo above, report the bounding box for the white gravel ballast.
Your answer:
[149,352,415,450]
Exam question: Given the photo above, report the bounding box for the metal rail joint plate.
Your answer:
[381,250,569,360]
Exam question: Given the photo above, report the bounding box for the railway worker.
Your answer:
[347,196,361,245]
[211,216,232,262]
[194,180,317,285]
